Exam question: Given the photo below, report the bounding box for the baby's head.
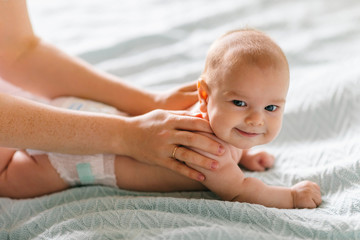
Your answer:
[198,29,289,149]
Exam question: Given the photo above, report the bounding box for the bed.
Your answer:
[1,0,360,239]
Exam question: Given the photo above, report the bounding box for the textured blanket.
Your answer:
[1,0,360,239]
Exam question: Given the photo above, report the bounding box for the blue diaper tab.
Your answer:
[76,163,95,185]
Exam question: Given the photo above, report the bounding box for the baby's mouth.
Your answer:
[235,128,262,137]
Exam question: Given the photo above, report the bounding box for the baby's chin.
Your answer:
[229,141,257,150]
[212,127,274,149]
[223,135,271,149]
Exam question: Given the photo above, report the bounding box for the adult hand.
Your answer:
[154,81,199,111]
[122,109,225,181]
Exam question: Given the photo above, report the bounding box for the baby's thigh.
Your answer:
[114,155,205,192]
[0,150,68,198]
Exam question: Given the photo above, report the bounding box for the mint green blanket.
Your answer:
[1,177,360,240]
[2,60,360,239]
[1,70,360,240]
[1,63,360,238]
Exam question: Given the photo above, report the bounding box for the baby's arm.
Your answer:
[231,177,321,209]
[189,149,321,209]
[194,160,294,208]
[238,151,321,208]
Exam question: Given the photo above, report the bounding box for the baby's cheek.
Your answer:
[268,124,282,142]
[211,121,227,140]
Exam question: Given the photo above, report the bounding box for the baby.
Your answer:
[0,29,321,208]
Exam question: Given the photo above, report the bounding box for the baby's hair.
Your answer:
[201,28,289,85]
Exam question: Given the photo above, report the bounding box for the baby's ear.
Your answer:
[197,78,209,113]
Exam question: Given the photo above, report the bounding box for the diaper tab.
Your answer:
[76,163,95,185]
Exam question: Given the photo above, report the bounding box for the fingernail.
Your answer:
[197,174,205,181]
[218,145,225,154]
[211,161,218,170]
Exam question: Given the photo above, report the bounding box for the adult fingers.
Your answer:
[174,130,224,156]
[168,110,201,117]
[177,81,197,92]
[183,91,198,99]
[178,91,198,109]
[171,145,218,170]
[166,156,205,181]
[168,113,214,133]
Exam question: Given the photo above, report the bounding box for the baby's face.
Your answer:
[203,62,289,149]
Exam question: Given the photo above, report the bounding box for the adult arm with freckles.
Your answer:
[0,94,224,181]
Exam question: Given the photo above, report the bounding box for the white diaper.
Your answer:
[28,150,117,187]
[26,97,121,187]
[50,96,121,115]
[48,152,117,187]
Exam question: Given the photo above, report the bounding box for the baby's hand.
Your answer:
[240,151,274,171]
[291,181,322,209]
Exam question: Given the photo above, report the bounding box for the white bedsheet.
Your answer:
[1,0,360,239]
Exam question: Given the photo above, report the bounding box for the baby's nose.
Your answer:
[245,112,264,126]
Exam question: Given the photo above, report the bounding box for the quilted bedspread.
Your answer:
[1,0,360,239]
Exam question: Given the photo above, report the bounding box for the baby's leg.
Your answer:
[0,149,69,199]
[114,155,205,192]
[0,147,16,174]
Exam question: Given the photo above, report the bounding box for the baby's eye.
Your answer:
[265,105,278,112]
[233,100,246,107]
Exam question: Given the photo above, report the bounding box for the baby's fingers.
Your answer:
[247,161,266,171]
[258,152,275,168]
[313,185,322,207]
[308,200,318,209]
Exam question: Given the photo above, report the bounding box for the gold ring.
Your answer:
[172,145,179,159]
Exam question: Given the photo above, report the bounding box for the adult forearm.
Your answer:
[0,93,128,155]
[1,39,157,115]
[1,0,199,115]
[0,0,156,115]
